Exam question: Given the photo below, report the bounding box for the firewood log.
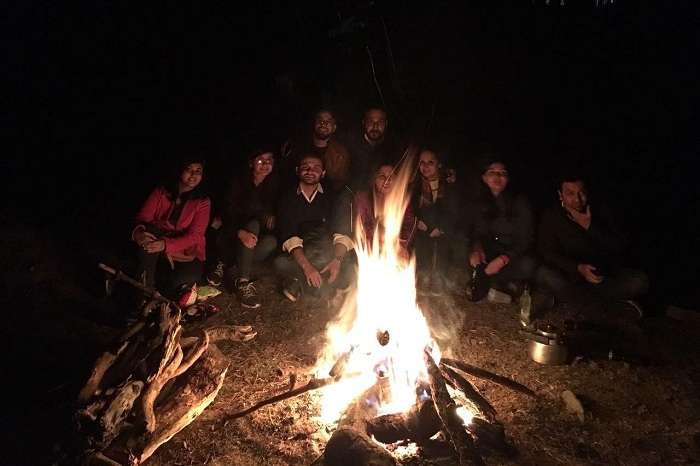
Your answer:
[424,350,484,466]
[439,363,497,423]
[324,427,400,466]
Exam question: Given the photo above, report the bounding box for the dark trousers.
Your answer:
[535,264,649,305]
[415,233,468,278]
[136,249,203,298]
[273,239,355,297]
[217,219,277,280]
[469,251,537,286]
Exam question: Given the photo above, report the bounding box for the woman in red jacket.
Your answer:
[132,158,211,299]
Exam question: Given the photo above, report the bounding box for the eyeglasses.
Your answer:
[255,159,274,165]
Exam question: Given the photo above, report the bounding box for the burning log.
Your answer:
[424,349,485,466]
[324,427,400,466]
[366,398,441,444]
[439,363,497,423]
[441,358,536,398]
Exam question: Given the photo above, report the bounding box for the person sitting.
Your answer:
[349,162,417,260]
[207,148,279,309]
[469,157,536,302]
[412,148,467,293]
[131,157,210,301]
[273,153,354,302]
[535,174,649,316]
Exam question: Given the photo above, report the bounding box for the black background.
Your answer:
[7,0,700,304]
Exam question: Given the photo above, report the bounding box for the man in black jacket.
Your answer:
[273,153,354,302]
[536,175,648,314]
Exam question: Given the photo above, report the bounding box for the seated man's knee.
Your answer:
[619,269,649,297]
[243,218,262,236]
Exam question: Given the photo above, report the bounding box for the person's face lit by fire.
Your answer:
[482,162,509,197]
[418,150,440,181]
[313,111,337,141]
[251,152,274,179]
[179,163,204,193]
[559,180,588,213]
[297,156,325,186]
[373,165,394,196]
[362,109,388,143]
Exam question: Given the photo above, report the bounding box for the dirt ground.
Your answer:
[2,224,700,466]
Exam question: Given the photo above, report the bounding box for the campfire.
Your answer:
[306,157,531,465]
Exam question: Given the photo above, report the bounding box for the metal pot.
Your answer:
[521,324,569,365]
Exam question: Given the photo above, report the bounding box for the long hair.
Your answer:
[164,156,208,201]
[477,154,514,220]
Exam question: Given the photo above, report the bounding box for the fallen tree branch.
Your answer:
[441,358,536,398]
[224,377,336,421]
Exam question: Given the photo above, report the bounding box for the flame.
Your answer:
[315,155,443,424]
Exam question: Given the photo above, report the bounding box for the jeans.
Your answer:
[535,264,649,304]
[415,233,468,279]
[217,219,277,280]
[136,249,203,299]
[273,238,355,297]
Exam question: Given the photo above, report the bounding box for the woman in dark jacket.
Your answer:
[469,157,536,301]
[208,147,279,308]
[412,149,467,292]
[132,157,210,300]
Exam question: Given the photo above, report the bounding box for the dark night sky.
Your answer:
[6,1,700,294]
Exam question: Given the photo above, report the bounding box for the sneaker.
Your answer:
[206,261,225,287]
[235,278,260,309]
[282,277,302,302]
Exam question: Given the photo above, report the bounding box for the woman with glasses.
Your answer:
[469,156,536,302]
[207,147,279,309]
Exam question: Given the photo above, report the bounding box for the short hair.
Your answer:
[298,152,324,168]
[314,108,336,120]
[477,153,509,174]
[363,106,388,121]
[557,172,588,191]
[247,145,277,163]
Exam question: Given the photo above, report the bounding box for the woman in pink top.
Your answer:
[132,157,211,298]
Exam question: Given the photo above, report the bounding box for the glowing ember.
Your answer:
[315,158,444,424]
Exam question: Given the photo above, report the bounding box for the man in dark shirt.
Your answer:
[536,175,648,315]
[273,153,354,302]
[344,107,401,191]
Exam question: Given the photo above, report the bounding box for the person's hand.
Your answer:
[320,258,342,284]
[469,249,486,267]
[484,255,508,276]
[210,216,223,230]
[567,205,592,230]
[265,215,276,231]
[429,228,442,238]
[303,264,323,288]
[134,230,157,247]
[417,220,428,232]
[446,168,457,184]
[143,239,166,253]
[578,263,603,284]
[238,229,258,249]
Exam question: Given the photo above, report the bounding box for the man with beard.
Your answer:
[345,107,400,191]
[273,153,354,303]
[279,109,350,197]
[536,175,649,317]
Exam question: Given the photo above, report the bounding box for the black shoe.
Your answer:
[282,277,302,302]
[235,278,260,309]
[468,265,489,302]
[206,261,225,287]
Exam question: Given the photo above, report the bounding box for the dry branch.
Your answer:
[439,363,497,423]
[424,350,484,466]
[441,358,536,398]
[224,377,336,421]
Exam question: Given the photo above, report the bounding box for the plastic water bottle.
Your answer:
[520,285,532,326]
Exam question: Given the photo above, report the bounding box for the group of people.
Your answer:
[130,106,649,317]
